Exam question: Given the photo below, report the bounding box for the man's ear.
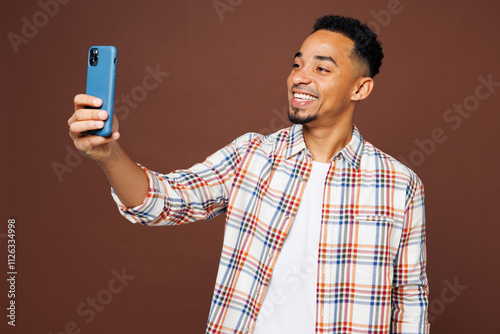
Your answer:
[351,77,374,102]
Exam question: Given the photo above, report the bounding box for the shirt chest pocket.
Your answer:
[353,215,399,265]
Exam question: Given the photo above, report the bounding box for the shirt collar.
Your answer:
[285,124,364,171]
[340,125,363,171]
[285,124,308,160]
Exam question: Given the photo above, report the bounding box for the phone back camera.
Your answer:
[89,48,99,66]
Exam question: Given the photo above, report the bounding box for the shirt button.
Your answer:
[285,215,290,220]
[245,327,250,333]
[269,253,274,259]
[299,176,305,182]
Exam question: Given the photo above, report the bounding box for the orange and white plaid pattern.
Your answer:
[112,124,429,333]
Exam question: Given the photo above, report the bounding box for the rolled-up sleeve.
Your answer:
[111,164,169,225]
[111,132,260,226]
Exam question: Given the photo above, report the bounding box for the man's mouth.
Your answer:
[291,91,318,108]
[293,92,318,102]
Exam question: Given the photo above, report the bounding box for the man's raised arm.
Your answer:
[68,94,148,208]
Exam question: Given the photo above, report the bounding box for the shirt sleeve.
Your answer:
[390,175,430,333]
[111,133,259,226]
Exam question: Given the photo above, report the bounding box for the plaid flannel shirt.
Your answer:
[112,124,429,334]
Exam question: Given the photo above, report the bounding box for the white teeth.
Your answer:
[293,93,317,101]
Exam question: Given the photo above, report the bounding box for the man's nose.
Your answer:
[292,67,313,85]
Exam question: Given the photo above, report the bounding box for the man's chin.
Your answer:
[288,108,318,125]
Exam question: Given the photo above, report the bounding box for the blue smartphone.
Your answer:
[84,46,117,137]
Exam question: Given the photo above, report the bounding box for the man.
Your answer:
[69,15,429,334]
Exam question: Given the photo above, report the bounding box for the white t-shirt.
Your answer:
[254,161,330,334]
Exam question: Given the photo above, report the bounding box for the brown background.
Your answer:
[2,0,500,333]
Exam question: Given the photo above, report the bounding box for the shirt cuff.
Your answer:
[111,163,167,225]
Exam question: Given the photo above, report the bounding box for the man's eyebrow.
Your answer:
[314,55,337,67]
[293,52,338,67]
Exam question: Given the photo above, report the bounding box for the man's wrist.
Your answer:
[96,142,122,167]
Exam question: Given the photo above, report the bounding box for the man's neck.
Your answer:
[302,121,353,163]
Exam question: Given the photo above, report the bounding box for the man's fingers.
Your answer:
[109,131,120,140]
[74,94,102,110]
[69,94,120,162]
[68,109,108,126]
[74,109,108,122]
[69,120,105,134]
[73,132,120,153]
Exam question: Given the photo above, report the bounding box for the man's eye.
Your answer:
[317,67,330,72]
[292,63,301,68]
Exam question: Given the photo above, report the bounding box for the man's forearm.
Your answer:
[98,143,149,208]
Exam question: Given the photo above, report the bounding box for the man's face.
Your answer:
[287,30,366,126]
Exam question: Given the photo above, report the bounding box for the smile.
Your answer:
[293,92,318,101]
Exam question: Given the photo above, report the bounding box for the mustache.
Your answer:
[291,85,319,97]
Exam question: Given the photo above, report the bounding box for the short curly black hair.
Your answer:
[313,15,384,77]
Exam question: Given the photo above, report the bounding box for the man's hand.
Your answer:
[68,94,149,208]
[68,94,120,163]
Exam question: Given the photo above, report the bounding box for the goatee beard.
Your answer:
[288,107,318,125]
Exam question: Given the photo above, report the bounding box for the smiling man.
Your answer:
[69,15,429,334]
